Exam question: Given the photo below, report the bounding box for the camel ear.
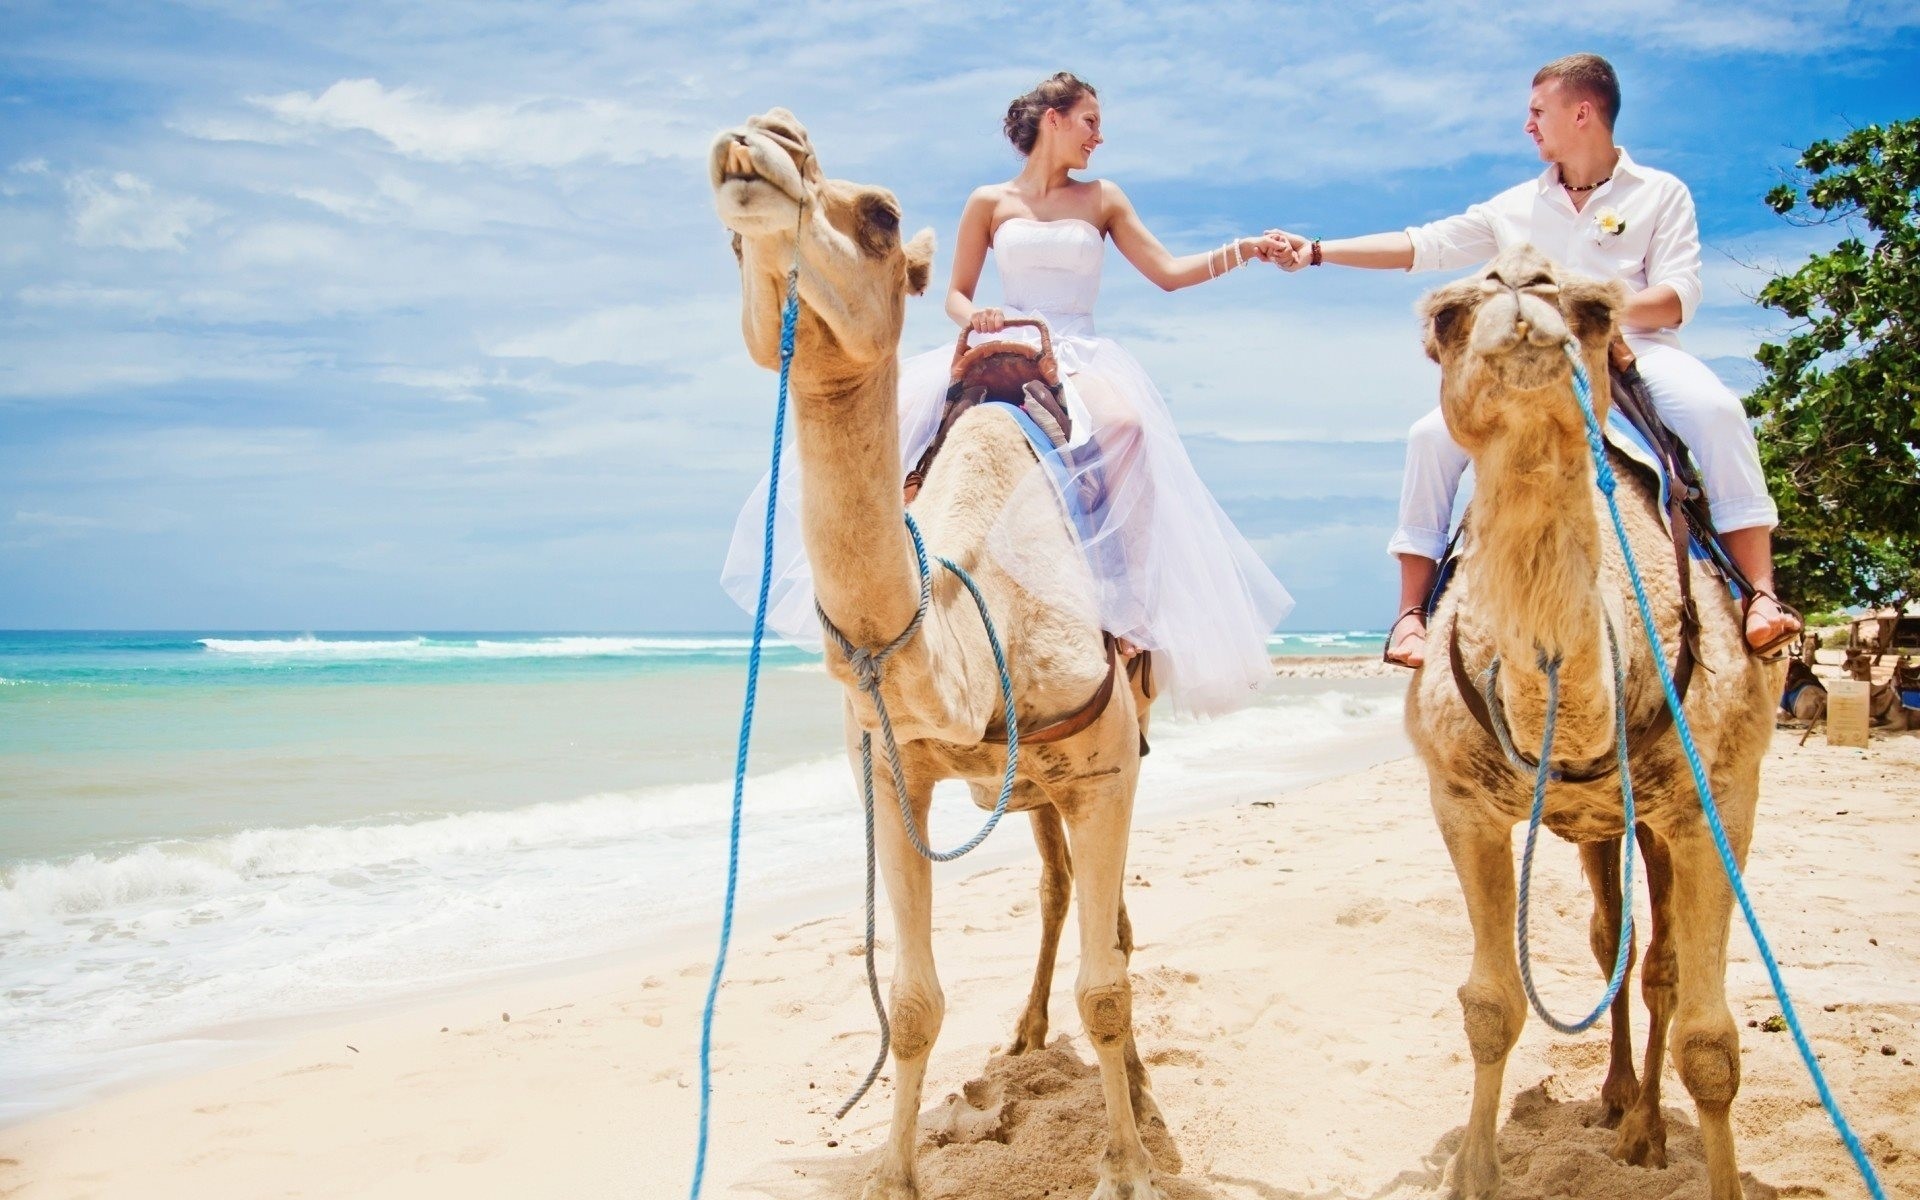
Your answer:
[904,227,935,296]
[1564,278,1627,345]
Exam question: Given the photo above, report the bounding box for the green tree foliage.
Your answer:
[1748,118,1920,612]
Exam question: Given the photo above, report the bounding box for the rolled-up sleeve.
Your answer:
[1644,182,1704,325]
[1405,202,1500,273]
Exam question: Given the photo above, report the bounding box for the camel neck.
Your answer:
[789,346,923,649]
[1469,412,1616,758]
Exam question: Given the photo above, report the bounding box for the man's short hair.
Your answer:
[1534,54,1620,129]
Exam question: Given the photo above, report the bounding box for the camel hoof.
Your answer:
[1597,1078,1638,1129]
[1611,1110,1668,1169]
[1443,1146,1501,1200]
[1009,1019,1048,1056]
[859,1176,920,1200]
[1089,1171,1166,1200]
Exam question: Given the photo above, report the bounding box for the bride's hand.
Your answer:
[969,307,1006,334]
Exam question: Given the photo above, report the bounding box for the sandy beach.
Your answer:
[3,714,1916,1199]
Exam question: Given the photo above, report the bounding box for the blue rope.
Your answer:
[1512,625,1638,1034]
[689,251,800,1200]
[834,511,1020,1117]
[1564,344,1886,1200]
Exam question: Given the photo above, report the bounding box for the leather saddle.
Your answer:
[900,318,1150,752]
[904,318,1076,503]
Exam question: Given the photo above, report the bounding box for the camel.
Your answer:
[709,109,1164,1200]
[1405,246,1777,1200]
[1781,659,1828,722]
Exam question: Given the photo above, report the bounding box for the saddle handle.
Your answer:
[952,317,1055,366]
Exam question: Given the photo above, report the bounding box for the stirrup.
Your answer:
[1383,605,1428,670]
[1742,589,1804,661]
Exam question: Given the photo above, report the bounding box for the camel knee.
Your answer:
[889,987,944,1061]
[1040,876,1071,923]
[1589,915,1632,969]
[1458,984,1522,1064]
[1078,982,1133,1048]
[1641,946,1677,998]
[1678,1029,1740,1105]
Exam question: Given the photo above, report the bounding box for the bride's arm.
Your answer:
[943,188,1004,331]
[1104,181,1280,291]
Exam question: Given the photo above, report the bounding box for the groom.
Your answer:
[1271,53,1796,667]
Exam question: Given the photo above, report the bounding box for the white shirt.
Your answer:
[1404,147,1702,349]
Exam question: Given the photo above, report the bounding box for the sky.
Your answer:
[1,1,1916,633]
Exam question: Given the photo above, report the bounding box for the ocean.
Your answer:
[0,629,1399,1123]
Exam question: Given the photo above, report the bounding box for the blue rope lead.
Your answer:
[1565,344,1886,1200]
[1513,622,1638,1035]
[833,512,1020,1117]
[689,249,801,1200]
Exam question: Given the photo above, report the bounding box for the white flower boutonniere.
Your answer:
[1595,208,1627,237]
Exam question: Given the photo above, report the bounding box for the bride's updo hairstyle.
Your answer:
[1003,72,1097,156]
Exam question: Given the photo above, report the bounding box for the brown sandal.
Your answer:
[1383,605,1428,670]
[1742,589,1804,661]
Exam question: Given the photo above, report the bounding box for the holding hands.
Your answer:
[1262,229,1316,272]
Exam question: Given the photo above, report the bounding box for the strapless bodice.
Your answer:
[992,217,1103,332]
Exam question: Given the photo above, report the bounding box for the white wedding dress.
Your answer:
[723,215,1294,717]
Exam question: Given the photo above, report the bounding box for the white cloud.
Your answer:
[64,171,216,250]
[248,79,702,168]
[486,300,744,368]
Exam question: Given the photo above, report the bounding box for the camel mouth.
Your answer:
[719,140,758,184]
[711,128,812,234]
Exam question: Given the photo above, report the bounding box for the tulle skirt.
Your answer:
[722,321,1294,718]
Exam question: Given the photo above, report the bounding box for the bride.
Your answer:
[724,71,1295,718]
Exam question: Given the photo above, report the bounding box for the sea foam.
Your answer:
[196,635,759,660]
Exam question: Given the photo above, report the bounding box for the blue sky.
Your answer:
[2,1,1915,633]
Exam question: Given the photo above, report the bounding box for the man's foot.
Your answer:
[1384,607,1427,669]
[1743,591,1803,659]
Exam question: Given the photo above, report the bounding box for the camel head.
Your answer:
[1417,246,1626,456]
[710,108,934,376]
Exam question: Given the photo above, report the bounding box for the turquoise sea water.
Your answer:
[0,628,1393,1123]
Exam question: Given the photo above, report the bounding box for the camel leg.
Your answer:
[1662,799,1754,1200]
[1115,894,1165,1134]
[1578,839,1639,1127]
[1012,806,1072,1054]
[1061,782,1164,1200]
[1436,801,1526,1200]
[1614,824,1676,1168]
[863,765,942,1200]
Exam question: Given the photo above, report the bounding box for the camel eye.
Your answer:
[1431,303,1466,343]
[869,205,899,234]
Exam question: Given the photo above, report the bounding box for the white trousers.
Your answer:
[1386,340,1779,560]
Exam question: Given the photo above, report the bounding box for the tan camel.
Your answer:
[1781,659,1828,722]
[1406,246,1777,1200]
[710,109,1163,1200]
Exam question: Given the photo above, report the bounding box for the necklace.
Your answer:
[1560,170,1610,194]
